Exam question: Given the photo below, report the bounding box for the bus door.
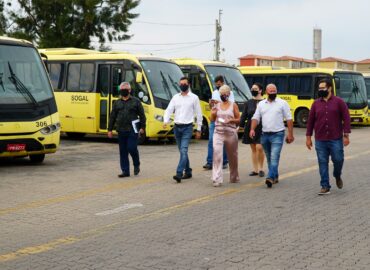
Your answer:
[97,63,123,132]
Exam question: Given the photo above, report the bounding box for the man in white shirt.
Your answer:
[203,75,234,170]
[250,83,294,188]
[164,77,202,183]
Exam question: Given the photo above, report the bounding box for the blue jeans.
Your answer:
[174,124,193,176]
[261,131,285,180]
[206,121,228,165]
[315,138,344,189]
[118,130,140,175]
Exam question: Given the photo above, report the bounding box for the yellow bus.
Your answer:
[239,67,369,127]
[39,48,185,143]
[173,58,252,137]
[0,37,60,163]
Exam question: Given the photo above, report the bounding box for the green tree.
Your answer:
[7,0,140,48]
[0,0,8,35]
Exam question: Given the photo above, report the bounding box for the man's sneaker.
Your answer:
[182,173,192,179]
[213,181,221,187]
[203,163,212,170]
[222,163,228,169]
[118,172,130,178]
[134,166,140,176]
[335,177,343,189]
[318,188,331,195]
[173,175,182,183]
[265,178,273,188]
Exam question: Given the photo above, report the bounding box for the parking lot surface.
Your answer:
[1,127,370,270]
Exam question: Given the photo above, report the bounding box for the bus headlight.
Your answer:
[154,114,164,122]
[40,123,61,135]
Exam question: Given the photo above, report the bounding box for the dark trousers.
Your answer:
[118,131,140,175]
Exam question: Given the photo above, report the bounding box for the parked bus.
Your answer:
[173,58,252,138]
[0,37,60,163]
[239,67,368,127]
[39,48,185,143]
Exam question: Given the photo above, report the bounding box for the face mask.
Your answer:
[318,90,329,98]
[268,93,277,101]
[180,84,189,92]
[220,94,229,102]
[120,89,129,97]
[251,90,259,97]
[216,85,221,90]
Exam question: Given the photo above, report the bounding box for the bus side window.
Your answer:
[123,62,150,104]
[288,76,312,95]
[67,63,95,92]
[266,75,288,93]
[189,71,211,101]
[49,63,65,91]
[97,65,109,97]
[112,66,123,97]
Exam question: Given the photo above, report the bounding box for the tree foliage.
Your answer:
[6,0,140,48]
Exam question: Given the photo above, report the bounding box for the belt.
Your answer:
[263,130,284,135]
[174,123,193,127]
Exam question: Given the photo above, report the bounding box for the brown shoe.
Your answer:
[318,188,331,195]
[273,178,279,184]
[335,177,343,189]
[265,178,273,188]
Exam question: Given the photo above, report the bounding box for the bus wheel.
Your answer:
[201,121,209,139]
[29,154,45,164]
[66,132,86,139]
[296,109,309,128]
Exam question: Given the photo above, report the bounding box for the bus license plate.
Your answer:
[7,144,26,152]
[353,118,360,122]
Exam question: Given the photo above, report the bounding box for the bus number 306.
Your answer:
[36,121,48,128]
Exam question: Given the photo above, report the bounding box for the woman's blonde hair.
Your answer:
[219,85,231,95]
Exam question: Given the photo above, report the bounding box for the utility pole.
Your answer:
[214,9,222,61]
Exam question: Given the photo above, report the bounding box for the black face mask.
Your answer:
[220,94,229,102]
[180,84,189,92]
[120,89,130,97]
[251,90,259,97]
[268,93,277,101]
[318,90,329,98]
[216,85,221,90]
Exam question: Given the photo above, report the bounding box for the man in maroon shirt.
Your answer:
[306,78,351,195]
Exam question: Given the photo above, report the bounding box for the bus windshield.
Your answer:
[0,45,53,105]
[335,72,367,109]
[205,65,252,102]
[140,60,183,101]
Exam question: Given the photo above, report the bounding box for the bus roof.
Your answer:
[239,67,364,76]
[238,66,285,71]
[172,58,237,69]
[0,36,33,47]
[39,48,177,63]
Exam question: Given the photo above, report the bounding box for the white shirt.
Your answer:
[252,97,292,132]
[212,90,235,102]
[164,91,203,131]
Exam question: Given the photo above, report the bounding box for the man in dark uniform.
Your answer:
[108,82,146,178]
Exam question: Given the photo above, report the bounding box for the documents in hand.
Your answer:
[132,119,140,133]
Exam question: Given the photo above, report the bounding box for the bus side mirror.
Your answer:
[334,76,340,89]
[136,72,143,83]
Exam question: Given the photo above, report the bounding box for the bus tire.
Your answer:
[66,132,86,139]
[201,119,209,139]
[29,154,45,164]
[296,108,309,128]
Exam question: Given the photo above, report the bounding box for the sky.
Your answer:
[102,0,370,65]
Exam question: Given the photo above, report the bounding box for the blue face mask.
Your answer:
[180,84,189,92]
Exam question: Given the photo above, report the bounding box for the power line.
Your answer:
[135,20,213,27]
[91,39,214,46]
[125,40,213,53]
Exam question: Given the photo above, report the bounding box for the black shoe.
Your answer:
[335,176,343,189]
[258,171,265,177]
[265,178,273,188]
[118,172,130,178]
[134,166,140,176]
[203,163,212,170]
[273,177,279,184]
[249,171,258,176]
[182,173,192,179]
[222,163,228,169]
[173,175,182,183]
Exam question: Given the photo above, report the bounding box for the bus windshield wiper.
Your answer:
[0,73,5,92]
[7,62,38,106]
[167,73,180,92]
[160,71,173,100]
[230,79,247,99]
